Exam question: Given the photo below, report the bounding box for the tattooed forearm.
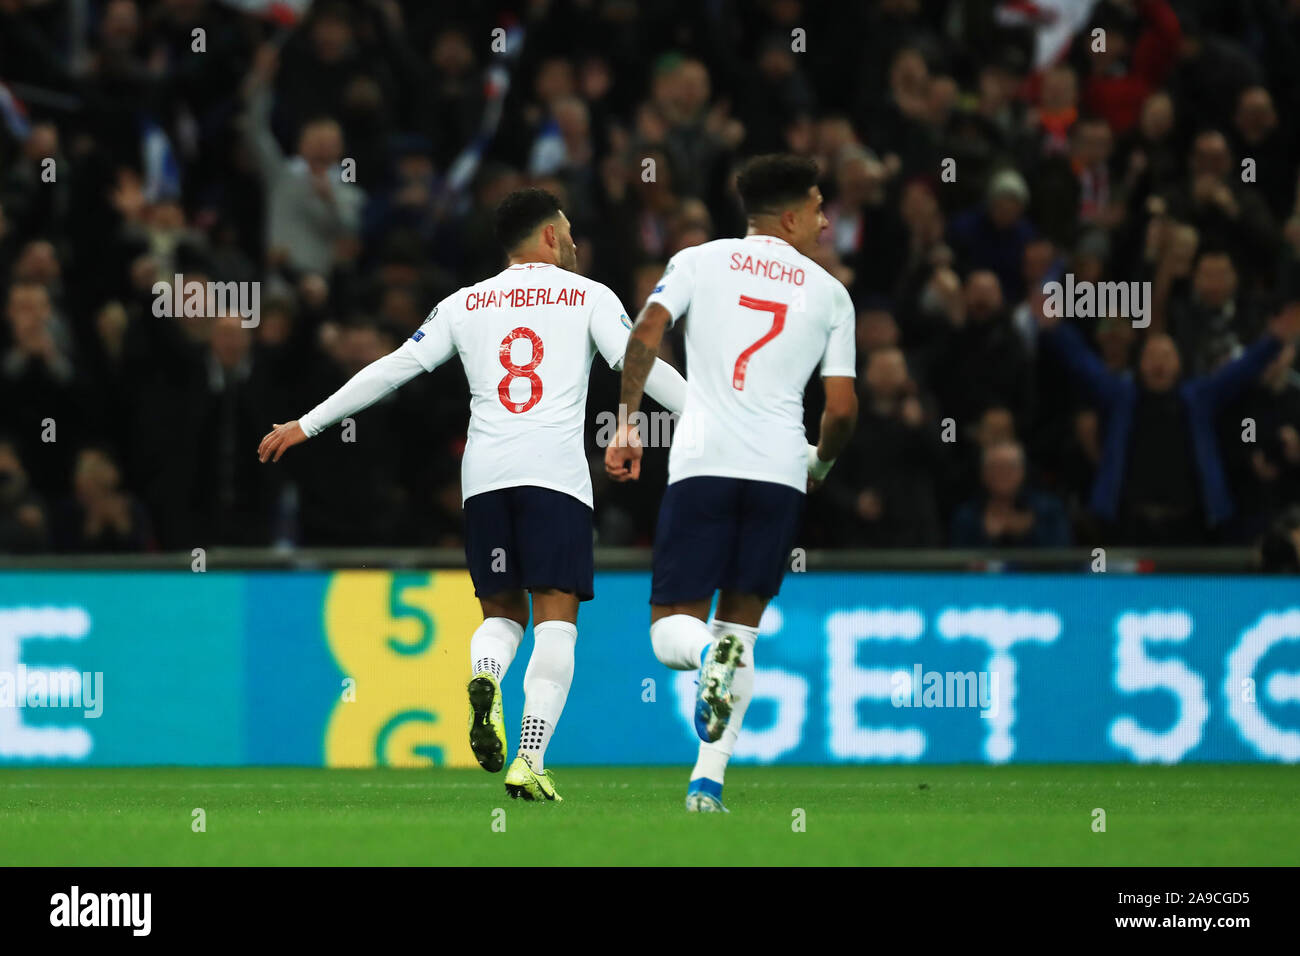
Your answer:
[619,303,671,416]
[619,335,658,415]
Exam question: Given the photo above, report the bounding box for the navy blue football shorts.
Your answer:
[464,485,595,601]
[650,475,804,605]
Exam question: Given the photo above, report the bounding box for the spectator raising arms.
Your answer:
[1037,298,1300,545]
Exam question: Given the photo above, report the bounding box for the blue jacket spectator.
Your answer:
[1041,319,1286,531]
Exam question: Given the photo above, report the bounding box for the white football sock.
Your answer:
[519,619,577,772]
[691,620,758,785]
[650,614,714,670]
[470,616,524,682]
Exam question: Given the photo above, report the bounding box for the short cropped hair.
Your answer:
[495,188,563,252]
[735,154,819,218]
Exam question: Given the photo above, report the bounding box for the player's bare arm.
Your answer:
[605,301,672,481]
[807,376,858,491]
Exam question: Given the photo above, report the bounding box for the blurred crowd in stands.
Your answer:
[3,0,1300,557]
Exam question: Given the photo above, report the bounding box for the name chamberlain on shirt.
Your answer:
[465,287,588,310]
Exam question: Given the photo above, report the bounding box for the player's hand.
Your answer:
[258,421,308,463]
[806,443,835,491]
[604,421,643,481]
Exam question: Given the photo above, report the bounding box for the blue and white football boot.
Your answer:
[685,777,728,813]
[694,633,744,742]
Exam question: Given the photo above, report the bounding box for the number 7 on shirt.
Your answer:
[732,295,787,390]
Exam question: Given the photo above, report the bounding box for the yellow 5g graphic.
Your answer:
[323,570,481,767]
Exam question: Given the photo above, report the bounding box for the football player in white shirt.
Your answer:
[257,189,687,801]
[605,155,859,812]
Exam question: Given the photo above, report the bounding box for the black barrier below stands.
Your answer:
[0,546,1263,573]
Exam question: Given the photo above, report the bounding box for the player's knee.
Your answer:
[650,613,708,669]
[530,588,579,625]
[480,590,529,627]
[649,617,677,668]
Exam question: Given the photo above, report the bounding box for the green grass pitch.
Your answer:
[1,765,1295,866]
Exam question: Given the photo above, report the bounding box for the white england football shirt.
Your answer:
[406,263,635,508]
[646,235,856,492]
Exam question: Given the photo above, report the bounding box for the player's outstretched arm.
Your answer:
[644,358,686,416]
[605,302,672,481]
[256,341,431,464]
